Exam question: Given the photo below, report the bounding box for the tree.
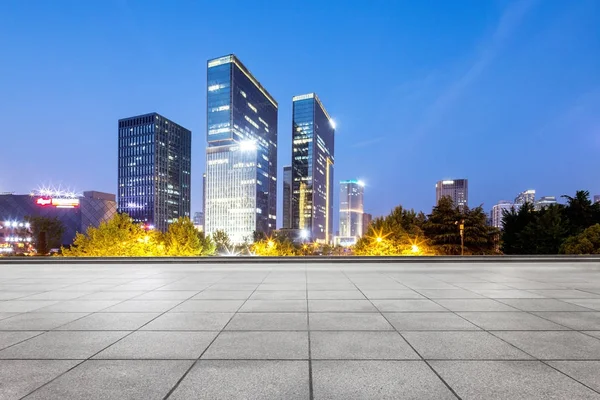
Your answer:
[561,224,600,254]
[250,235,297,256]
[562,191,600,235]
[212,230,232,253]
[354,205,431,256]
[424,197,498,255]
[23,216,65,255]
[501,203,536,254]
[62,213,165,257]
[519,204,567,254]
[163,217,202,256]
[197,231,216,256]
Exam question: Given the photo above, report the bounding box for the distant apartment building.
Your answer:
[515,189,535,205]
[291,93,335,243]
[204,55,278,244]
[535,196,557,210]
[118,112,191,232]
[282,166,292,229]
[491,200,518,229]
[339,180,364,239]
[436,179,468,210]
[594,195,600,204]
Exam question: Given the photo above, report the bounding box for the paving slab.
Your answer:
[141,312,233,331]
[225,313,307,330]
[55,312,160,331]
[23,360,192,400]
[0,331,41,350]
[433,299,519,312]
[309,313,394,330]
[457,312,570,330]
[312,361,457,399]
[307,290,365,300]
[430,361,600,400]
[385,312,481,331]
[402,331,532,360]
[202,331,309,359]
[308,300,377,312]
[0,312,88,330]
[192,290,253,300]
[239,299,307,312]
[494,331,600,360]
[0,331,128,359]
[548,361,600,393]
[250,290,307,300]
[372,299,448,312]
[0,360,80,400]
[561,299,600,310]
[169,360,309,399]
[171,300,245,312]
[532,312,600,330]
[495,298,591,311]
[94,331,218,359]
[310,331,419,360]
[360,289,425,299]
[103,300,182,312]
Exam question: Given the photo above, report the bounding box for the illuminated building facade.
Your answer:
[205,55,278,244]
[515,189,536,205]
[339,180,364,239]
[282,165,292,229]
[118,113,191,232]
[0,191,117,246]
[491,200,518,229]
[436,179,468,210]
[535,196,558,210]
[291,93,335,243]
[595,195,600,204]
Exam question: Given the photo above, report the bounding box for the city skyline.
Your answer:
[1,1,599,225]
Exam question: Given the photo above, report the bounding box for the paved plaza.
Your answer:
[1,261,600,399]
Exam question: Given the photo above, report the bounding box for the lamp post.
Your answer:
[455,219,465,256]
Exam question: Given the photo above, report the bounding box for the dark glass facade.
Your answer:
[282,165,292,229]
[118,113,191,232]
[205,55,278,244]
[291,93,335,243]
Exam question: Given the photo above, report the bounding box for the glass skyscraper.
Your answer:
[436,179,468,211]
[340,180,364,238]
[291,93,335,243]
[205,55,278,244]
[118,112,191,232]
[282,165,292,229]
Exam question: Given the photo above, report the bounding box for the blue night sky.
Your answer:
[1,0,599,225]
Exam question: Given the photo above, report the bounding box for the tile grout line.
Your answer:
[162,270,272,400]
[342,270,464,400]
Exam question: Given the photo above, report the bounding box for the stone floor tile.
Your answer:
[431,361,600,400]
[433,299,519,312]
[171,300,245,312]
[457,312,569,330]
[532,312,600,330]
[402,331,532,360]
[34,300,121,312]
[103,300,182,312]
[308,300,377,312]
[561,299,600,310]
[202,331,308,359]
[55,312,160,331]
[94,331,217,359]
[360,289,425,299]
[192,290,253,300]
[168,360,309,400]
[0,360,80,399]
[24,360,192,400]
[239,300,307,312]
[307,290,365,300]
[496,298,591,311]
[132,291,199,300]
[416,289,484,299]
[494,331,600,359]
[0,312,88,330]
[309,313,393,331]
[310,331,419,359]
[372,299,447,312]
[312,361,456,399]
[0,301,59,313]
[0,331,41,350]
[548,361,600,393]
[0,331,128,359]
[385,312,480,331]
[250,290,307,300]
[141,312,233,331]
[225,313,307,331]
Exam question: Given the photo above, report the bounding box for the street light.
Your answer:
[455,219,465,256]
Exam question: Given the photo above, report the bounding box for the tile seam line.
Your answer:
[162,269,272,399]
[342,270,463,400]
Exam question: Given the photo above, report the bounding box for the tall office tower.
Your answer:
[291,93,335,243]
[205,55,278,244]
[202,173,206,227]
[282,166,292,229]
[535,196,557,210]
[339,180,365,238]
[118,113,191,232]
[363,213,373,234]
[436,179,468,210]
[594,195,600,204]
[515,189,536,205]
[491,200,517,229]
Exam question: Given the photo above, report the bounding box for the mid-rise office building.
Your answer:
[291,93,335,243]
[0,190,117,247]
[436,179,468,210]
[339,180,364,238]
[535,196,557,210]
[118,113,191,232]
[282,166,292,229]
[491,200,518,229]
[363,213,373,234]
[204,55,278,244]
[515,189,535,205]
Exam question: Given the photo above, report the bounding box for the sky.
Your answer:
[1,0,599,227]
